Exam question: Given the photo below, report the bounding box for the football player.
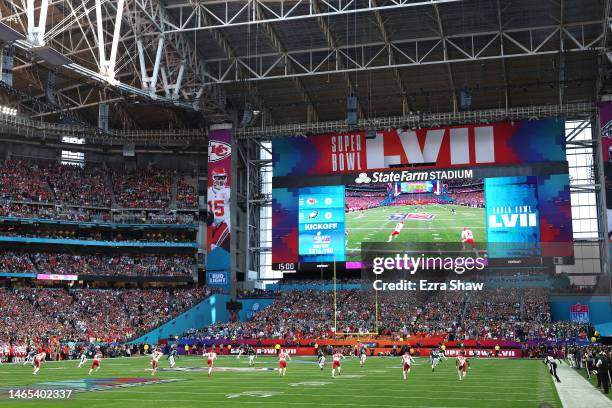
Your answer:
[207,167,231,252]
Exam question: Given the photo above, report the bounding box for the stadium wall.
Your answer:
[129,294,232,344]
[549,295,612,336]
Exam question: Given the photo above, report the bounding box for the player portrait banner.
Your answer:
[272,119,565,177]
[206,125,232,293]
[600,100,612,242]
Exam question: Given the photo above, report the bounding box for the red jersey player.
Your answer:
[32,351,46,375]
[388,220,405,242]
[331,351,344,377]
[461,227,480,256]
[456,351,470,380]
[204,349,217,377]
[401,351,416,380]
[150,348,163,376]
[88,349,102,375]
[278,349,291,376]
[207,167,231,251]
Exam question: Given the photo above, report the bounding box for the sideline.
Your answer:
[552,362,612,408]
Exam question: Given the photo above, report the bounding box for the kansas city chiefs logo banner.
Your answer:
[206,125,232,294]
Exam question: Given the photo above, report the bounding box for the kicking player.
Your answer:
[278,349,291,376]
[456,351,470,380]
[150,347,163,376]
[461,227,480,256]
[317,347,326,371]
[359,345,367,367]
[32,351,46,375]
[168,344,178,368]
[331,351,344,377]
[388,220,405,242]
[402,351,415,380]
[88,349,102,375]
[205,348,217,377]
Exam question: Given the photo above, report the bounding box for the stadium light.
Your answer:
[0,105,17,116]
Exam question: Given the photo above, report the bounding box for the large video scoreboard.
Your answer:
[271,119,573,273]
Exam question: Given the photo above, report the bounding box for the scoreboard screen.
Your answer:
[271,119,573,273]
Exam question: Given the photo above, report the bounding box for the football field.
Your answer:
[346,204,486,262]
[0,355,561,407]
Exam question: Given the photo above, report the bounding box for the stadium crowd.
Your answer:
[181,287,591,344]
[0,287,212,343]
[0,202,197,224]
[0,251,194,277]
[0,159,199,214]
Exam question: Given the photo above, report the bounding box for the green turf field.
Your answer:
[0,355,560,407]
[346,204,486,262]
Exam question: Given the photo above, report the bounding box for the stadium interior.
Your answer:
[0,0,611,407]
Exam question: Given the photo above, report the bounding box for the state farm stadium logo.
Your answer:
[354,173,372,184]
[208,140,231,162]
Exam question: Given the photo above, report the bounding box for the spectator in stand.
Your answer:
[112,169,172,209]
[0,287,212,343]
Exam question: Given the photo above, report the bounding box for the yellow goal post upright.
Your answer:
[333,255,379,337]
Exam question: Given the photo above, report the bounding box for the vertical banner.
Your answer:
[600,101,612,241]
[206,125,232,293]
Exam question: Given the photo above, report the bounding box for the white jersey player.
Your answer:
[207,167,231,251]
[388,220,405,242]
[402,352,415,380]
[78,349,88,368]
[204,349,217,377]
[359,346,367,367]
[32,352,46,375]
[456,352,470,380]
[278,350,291,376]
[331,352,344,377]
[88,351,102,375]
[247,347,257,366]
[150,349,163,376]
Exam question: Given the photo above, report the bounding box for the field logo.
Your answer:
[289,381,330,387]
[208,140,231,162]
[355,173,371,184]
[227,391,284,399]
[406,213,434,220]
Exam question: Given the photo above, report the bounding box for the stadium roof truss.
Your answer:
[0,0,610,127]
